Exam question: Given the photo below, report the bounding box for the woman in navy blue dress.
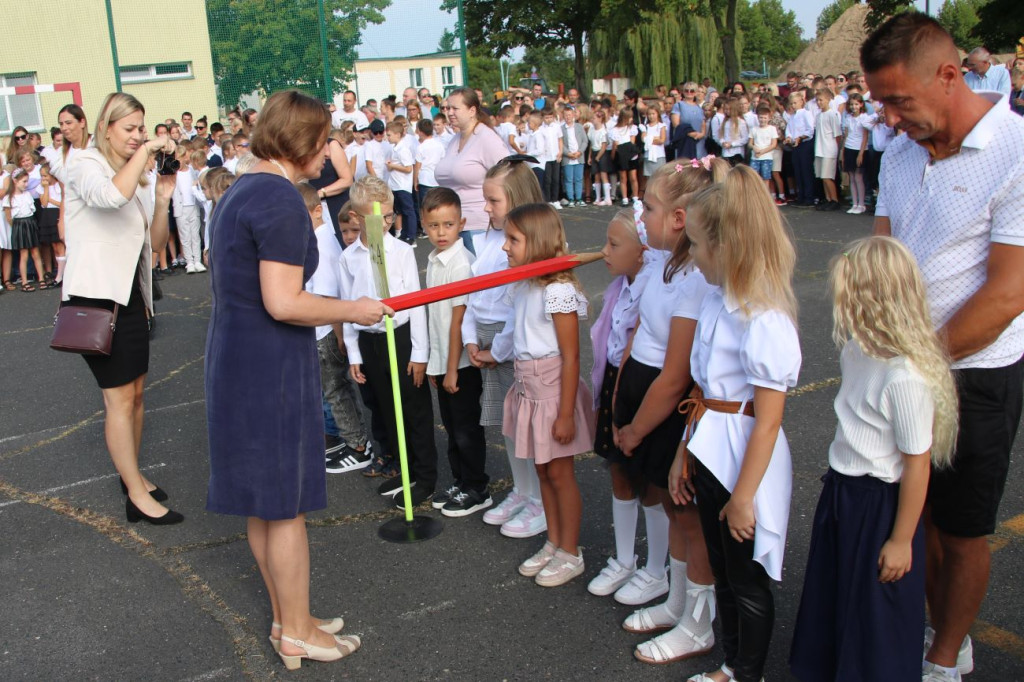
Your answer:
[205,90,391,671]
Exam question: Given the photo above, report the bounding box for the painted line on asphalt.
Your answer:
[0,324,52,336]
[0,355,204,462]
[0,399,205,446]
[0,463,166,509]
[398,600,456,620]
[972,619,1024,663]
[788,376,841,398]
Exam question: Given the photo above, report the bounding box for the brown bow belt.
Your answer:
[676,385,756,478]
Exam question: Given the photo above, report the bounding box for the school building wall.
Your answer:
[0,0,217,137]
[349,52,462,107]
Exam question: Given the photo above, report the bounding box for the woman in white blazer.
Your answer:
[62,92,180,525]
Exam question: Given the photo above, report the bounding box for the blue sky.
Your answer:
[356,0,934,60]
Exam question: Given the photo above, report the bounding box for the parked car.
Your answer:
[740,70,768,79]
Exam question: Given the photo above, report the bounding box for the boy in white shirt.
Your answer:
[420,187,491,517]
[749,106,779,193]
[414,118,445,196]
[364,119,391,186]
[297,183,373,473]
[496,106,522,153]
[385,121,418,244]
[814,89,843,211]
[525,111,551,191]
[173,147,206,273]
[541,108,563,208]
[339,177,438,507]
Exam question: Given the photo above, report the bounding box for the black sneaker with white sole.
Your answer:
[432,483,462,510]
[441,488,493,518]
[395,485,434,511]
[325,445,373,473]
[378,477,411,497]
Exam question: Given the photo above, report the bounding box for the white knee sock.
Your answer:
[506,437,542,502]
[55,256,66,282]
[639,557,688,628]
[642,503,670,579]
[612,497,639,567]
[603,183,612,202]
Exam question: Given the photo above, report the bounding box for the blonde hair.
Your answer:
[505,203,583,291]
[234,154,258,175]
[689,164,798,323]
[830,236,958,467]
[647,158,729,282]
[609,208,641,242]
[93,92,149,185]
[295,181,321,211]
[349,175,393,213]
[483,158,544,229]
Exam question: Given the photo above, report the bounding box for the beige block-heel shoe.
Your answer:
[278,633,360,670]
[270,618,346,653]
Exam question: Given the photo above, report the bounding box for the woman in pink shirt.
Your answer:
[434,87,508,254]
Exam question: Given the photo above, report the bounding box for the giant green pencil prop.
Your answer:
[368,203,443,543]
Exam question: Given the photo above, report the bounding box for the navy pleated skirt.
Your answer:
[789,468,925,682]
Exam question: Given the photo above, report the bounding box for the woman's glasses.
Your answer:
[14,134,27,141]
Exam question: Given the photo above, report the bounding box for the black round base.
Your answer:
[378,515,444,543]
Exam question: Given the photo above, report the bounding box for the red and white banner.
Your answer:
[0,82,82,106]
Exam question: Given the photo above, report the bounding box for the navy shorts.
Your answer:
[929,355,1024,537]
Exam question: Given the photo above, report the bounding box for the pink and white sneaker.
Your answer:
[482,489,527,526]
[500,500,547,538]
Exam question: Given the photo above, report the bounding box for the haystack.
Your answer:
[783,3,870,76]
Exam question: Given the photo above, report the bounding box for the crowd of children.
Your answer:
[3,77,963,680]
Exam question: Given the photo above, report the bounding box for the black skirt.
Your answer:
[10,216,39,250]
[594,363,627,462]
[37,207,60,244]
[614,142,639,172]
[70,276,149,389]
[612,356,688,489]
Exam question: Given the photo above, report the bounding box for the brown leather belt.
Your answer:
[676,385,756,478]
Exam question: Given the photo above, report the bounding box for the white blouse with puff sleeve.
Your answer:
[687,287,802,581]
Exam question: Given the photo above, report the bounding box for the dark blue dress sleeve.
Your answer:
[250,184,312,267]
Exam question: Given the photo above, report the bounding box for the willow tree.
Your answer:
[590,10,728,90]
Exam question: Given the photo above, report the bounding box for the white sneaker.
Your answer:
[614,567,670,605]
[536,548,585,587]
[194,263,207,273]
[853,205,866,214]
[924,627,973,675]
[922,661,962,682]
[587,556,637,596]
[500,500,547,538]
[550,202,563,210]
[482,489,527,526]
[518,541,555,577]
[185,263,197,274]
[621,198,630,206]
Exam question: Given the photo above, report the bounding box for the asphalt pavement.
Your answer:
[1,201,1022,681]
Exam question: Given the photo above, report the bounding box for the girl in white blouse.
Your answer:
[790,236,957,682]
[465,159,547,538]
[501,203,595,588]
[614,159,728,666]
[675,166,801,682]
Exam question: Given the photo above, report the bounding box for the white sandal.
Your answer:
[270,617,345,653]
[622,605,679,634]
[634,623,715,664]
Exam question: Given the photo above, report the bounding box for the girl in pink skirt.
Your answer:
[501,202,596,587]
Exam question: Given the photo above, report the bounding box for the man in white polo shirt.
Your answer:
[332,90,370,130]
[864,14,1024,682]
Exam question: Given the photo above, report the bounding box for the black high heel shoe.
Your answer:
[125,496,184,525]
[119,476,169,502]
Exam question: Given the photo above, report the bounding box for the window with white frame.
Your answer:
[1,72,43,136]
[120,62,193,84]
[409,68,423,88]
[441,66,455,86]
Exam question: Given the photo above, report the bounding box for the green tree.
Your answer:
[590,10,725,90]
[865,0,916,30]
[938,0,986,50]
[438,28,457,53]
[738,0,805,75]
[206,0,389,108]
[971,0,1024,52]
[816,0,855,38]
[442,0,603,94]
